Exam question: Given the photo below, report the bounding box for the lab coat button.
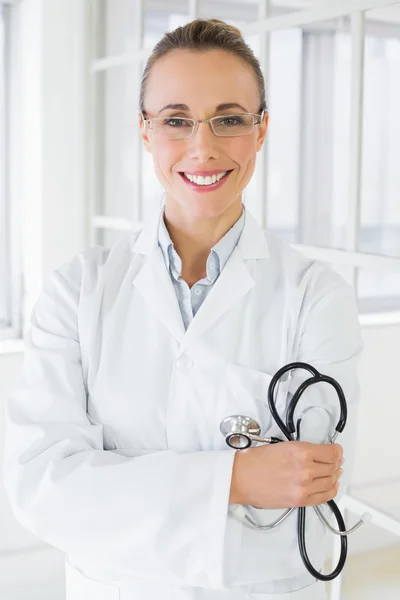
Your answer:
[176,356,194,371]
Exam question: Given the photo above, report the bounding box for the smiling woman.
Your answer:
[3,16,363,600]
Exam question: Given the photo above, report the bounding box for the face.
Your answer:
[139,49,269,223]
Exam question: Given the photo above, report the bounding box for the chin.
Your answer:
[166,189,240,220]
[189,200,234,220]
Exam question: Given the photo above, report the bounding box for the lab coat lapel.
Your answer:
[131,205,269,353]
[177,248,254,355]
[131,206,186,344]
[178,209,270,356]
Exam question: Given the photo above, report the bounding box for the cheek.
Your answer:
[151,144,182,182]
[231,138,257,170]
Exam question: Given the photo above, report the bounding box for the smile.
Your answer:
[179,170,233,192]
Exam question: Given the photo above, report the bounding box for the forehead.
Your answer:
[144,49,259,114]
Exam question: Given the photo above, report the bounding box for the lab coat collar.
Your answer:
[131,202,269,353]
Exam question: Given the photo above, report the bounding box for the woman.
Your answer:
[3,18,363,600]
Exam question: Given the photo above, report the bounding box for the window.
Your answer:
[88,0,400,317]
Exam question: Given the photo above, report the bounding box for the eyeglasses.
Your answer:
[140,111,265,140]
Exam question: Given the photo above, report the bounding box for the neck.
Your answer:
[163,200,243,280]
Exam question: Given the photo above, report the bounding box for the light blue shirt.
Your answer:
[158,206,246,330]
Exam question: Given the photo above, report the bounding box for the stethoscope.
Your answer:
[219,362,371,582]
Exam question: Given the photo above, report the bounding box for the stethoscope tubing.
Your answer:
[298,499,347,581]
[267,361,348,581]
[221,362,369,580]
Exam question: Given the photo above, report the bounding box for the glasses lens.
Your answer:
[153,117,194,139]
[212,114,254,137]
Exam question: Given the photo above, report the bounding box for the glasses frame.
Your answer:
[140,110,266,139]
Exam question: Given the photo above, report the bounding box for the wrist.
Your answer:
[229,450,246,505]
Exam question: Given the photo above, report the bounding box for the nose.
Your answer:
[186,121,220,162]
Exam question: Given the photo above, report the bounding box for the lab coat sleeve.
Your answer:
[2,259,236,590]
[288,269,364,503]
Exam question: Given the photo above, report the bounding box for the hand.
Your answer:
[229,440,344,509]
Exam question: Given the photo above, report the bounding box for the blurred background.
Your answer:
[0,0,400,598]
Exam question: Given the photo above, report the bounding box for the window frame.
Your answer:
[0,3,9,333]
[0,0,23,344]
[87,0,400,323]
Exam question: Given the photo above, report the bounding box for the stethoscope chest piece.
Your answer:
[220,415,261,449]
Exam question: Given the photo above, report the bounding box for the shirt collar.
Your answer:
[158,206,246,280]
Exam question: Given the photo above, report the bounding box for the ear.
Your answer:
[256,112,269,152]
[138,112,152,153]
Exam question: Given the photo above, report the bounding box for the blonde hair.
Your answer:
[139,18,267,114]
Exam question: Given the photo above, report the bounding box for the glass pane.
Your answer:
[245,19,352,248]
[301,20,352,250]
[143,0,284,51]
[242,27,302,242]
[360,8,400,258]
[97,68,136,220]
[331,31,352,250]
[265,28,303,244]
[144,1,188,49]
[96,0,136,57]
[198,0,263,26]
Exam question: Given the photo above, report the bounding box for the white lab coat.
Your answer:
[3,204,363,600]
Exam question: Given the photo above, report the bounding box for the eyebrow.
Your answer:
[157,102,249,114]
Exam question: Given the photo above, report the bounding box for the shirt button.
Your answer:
[176,355,194,371]
[194,287,202,296]
[209,262,215,270]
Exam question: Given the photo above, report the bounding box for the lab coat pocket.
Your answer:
[223,363,275,437]
[223,363,293,442]
[87,411,161,455]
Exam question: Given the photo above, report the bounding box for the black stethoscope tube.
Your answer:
[267,362,348,581]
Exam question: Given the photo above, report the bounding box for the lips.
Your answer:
[178,169,233,192]
[181,169,231,176]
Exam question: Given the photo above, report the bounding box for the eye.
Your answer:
[163,118,191,127]
[216,116,244,126]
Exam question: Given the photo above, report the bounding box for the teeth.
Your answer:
[184,171,228,185]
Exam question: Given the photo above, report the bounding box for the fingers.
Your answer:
[311,443,343,464]
[309,468,343,495]
[305,482,340,506]
[312,461,342,479]
[305,476,342,506]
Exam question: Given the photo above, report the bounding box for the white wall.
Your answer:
[0,0,399,590]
